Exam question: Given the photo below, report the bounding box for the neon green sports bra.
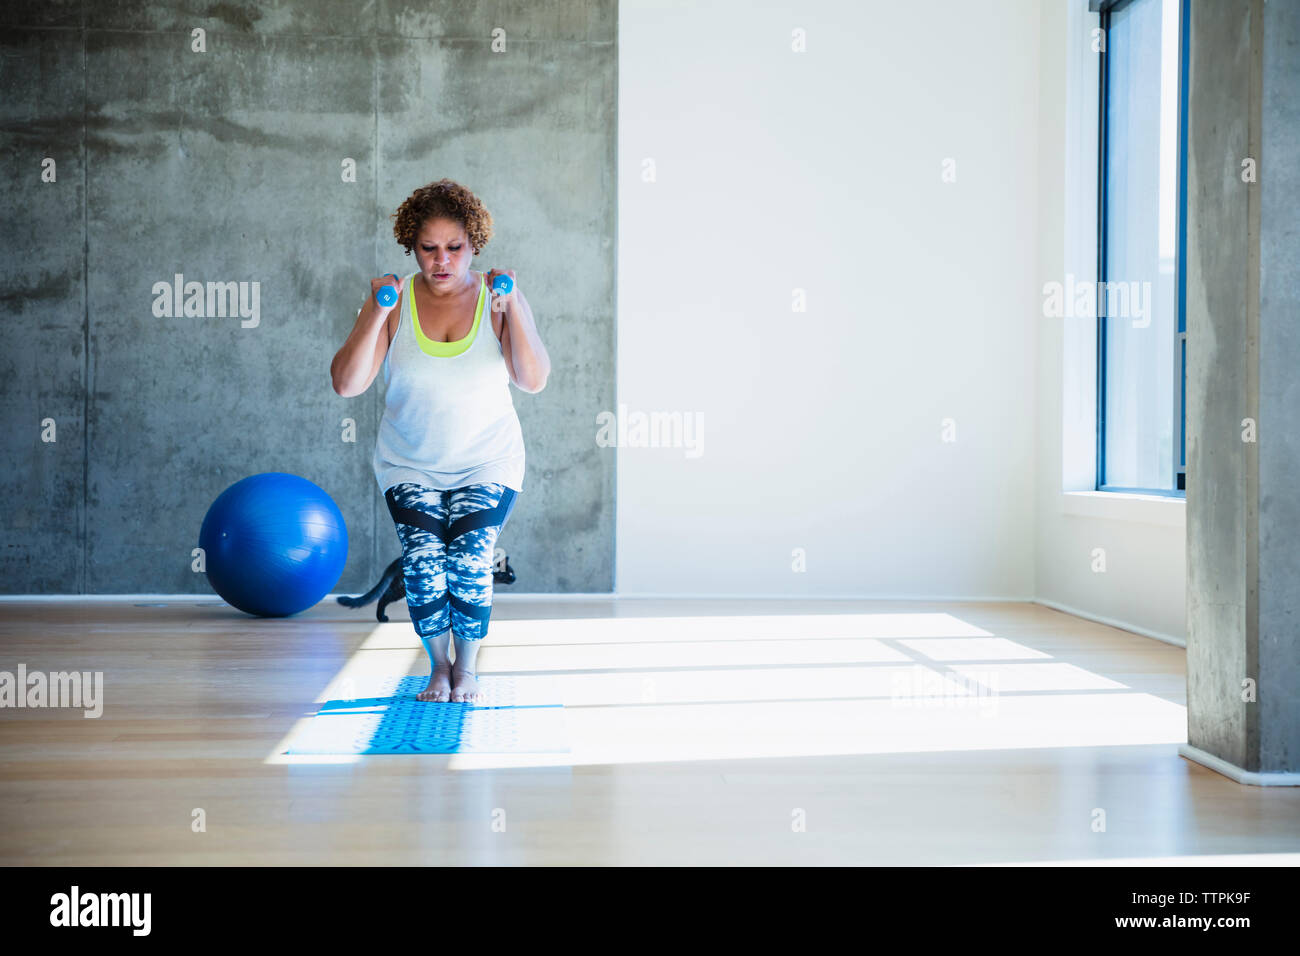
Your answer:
[409,272,487,358]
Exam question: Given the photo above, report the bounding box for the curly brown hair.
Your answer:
[390,179,494,256]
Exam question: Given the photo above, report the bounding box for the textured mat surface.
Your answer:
[285,675,569,754]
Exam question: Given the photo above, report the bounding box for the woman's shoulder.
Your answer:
[479,272,506,344]
[386,297,401,348]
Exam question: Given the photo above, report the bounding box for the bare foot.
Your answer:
[417,663,452,702]
[450,663,483,704]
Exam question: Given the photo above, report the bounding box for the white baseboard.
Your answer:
[0,592,1038,603]
[1033,597,1185,648]
[1179,743,1300,787]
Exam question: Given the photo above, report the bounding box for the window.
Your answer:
[1095,0,1188,495]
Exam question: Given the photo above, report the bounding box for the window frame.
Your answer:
[1094,0,1189,498]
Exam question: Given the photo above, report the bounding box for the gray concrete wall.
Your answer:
[1258,0,1300,775]
[1186,0,1299,776]
[1185,0,1254,772]
[0,1,616,596]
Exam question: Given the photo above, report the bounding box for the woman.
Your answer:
[330,179,550,703]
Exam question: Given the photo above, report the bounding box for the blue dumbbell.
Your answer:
[491,273,514,297]
[375,273,399,308]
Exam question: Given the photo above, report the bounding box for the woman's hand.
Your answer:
[486,269,517,312]
[370,273,405,312]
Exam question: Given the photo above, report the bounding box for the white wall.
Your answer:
[616,0,1043,598]
[1032,0,1187,644]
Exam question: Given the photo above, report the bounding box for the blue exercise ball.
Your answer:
[199,472,348,617]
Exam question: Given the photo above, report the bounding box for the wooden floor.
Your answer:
[2,597,1298,866]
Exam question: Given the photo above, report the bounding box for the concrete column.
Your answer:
[1182,0,1300,785]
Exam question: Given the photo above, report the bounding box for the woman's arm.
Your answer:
[331,296,393,398]
[332,275,405,396]
[499,286,551,393]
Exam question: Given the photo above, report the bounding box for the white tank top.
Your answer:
[372,271,526,493]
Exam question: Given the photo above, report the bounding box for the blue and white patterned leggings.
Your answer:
[384,481,519,643]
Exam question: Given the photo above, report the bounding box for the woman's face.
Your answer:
[414,217,472,291]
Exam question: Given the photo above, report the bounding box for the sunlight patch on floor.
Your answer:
[262,612,1185,772]
[265,623,420,765]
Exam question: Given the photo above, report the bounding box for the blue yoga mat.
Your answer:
[285,675,569,755]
